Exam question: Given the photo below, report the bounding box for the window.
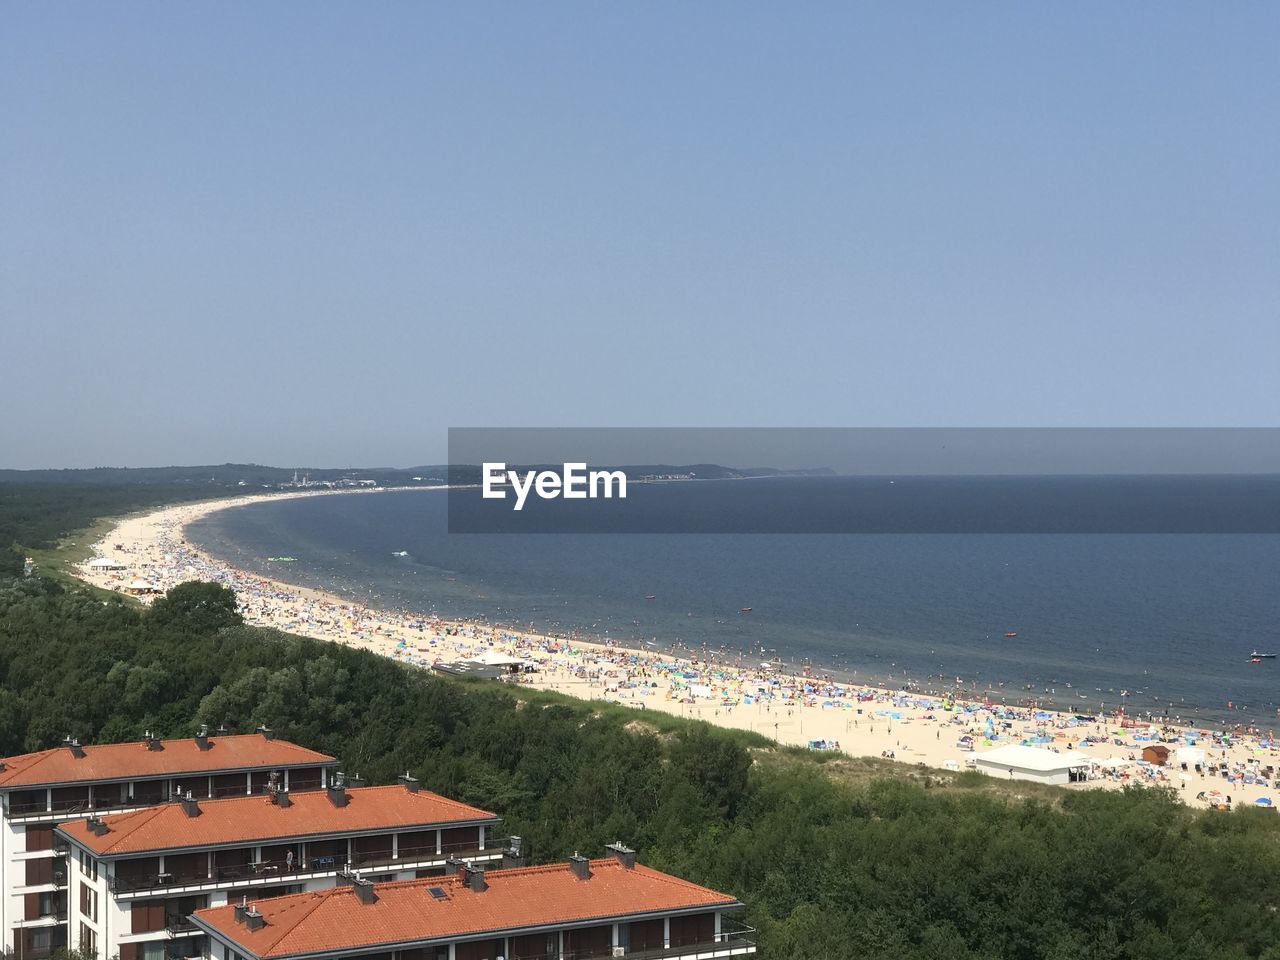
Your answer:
[80,850,98,880]
[79,881,97,922]
[37,891,58,918]
[78,921,97,956]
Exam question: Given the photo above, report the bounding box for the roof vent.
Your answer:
[245,907,265,930]
[397,772,420,793]
[568,854,592,880]
[463,864,487,893]
[64,736,86,759]
[195,724,211,751]
[180,791,200,818]
[605,842,636,869]
[256,725,274,741]
[143,731,162,752]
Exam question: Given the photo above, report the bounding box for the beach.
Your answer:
[74,489,1280,811]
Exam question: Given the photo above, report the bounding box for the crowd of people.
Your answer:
[78,494,1280,810]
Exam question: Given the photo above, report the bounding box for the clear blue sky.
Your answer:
[3,4,1277,468]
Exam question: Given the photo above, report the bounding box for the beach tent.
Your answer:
[474,649,523,668]
[88,557,125,570]
[973,744,1093,786]
[1176,746,1205,769]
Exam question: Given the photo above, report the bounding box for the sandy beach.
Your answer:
[72,489,1280,811]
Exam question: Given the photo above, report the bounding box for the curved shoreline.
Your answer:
[72,490,1280,809]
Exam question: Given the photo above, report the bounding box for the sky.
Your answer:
[3,4,1278,469]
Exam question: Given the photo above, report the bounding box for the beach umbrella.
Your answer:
[1256,797,1273,807]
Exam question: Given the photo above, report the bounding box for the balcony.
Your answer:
[562,925,756,960]
[166,913,200,936]
[8,794,168,819]
[110,837,509,894]
[8,783,329,818]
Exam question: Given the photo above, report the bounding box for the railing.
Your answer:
[556,925,757,960]
[350,836,504,871]
[110,837,508,892]
[166,913,200,935]
[9,794,168,817]
[8,783,329,816]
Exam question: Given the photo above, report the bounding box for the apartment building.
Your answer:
[55,776,506,960]
[193,846,756,960]
[0,728,336,958]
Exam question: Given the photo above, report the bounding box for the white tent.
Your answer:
[474,649,523,668]
[88,557,124,570]
[973,744,1093,786]
[1176,746,1205,768]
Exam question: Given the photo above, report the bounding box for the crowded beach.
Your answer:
[75,491,1280,812]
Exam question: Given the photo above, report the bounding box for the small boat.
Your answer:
[266,556,297,562]
[740,607,753,613]
[1249,657,1263,664]
[1004,632,1018,638]
[392,551,409,557]
[1251,651,1276,659]
[644,595,656,600]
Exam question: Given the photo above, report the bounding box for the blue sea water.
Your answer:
[186,482,1280,725]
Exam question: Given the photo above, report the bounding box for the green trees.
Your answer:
[0,573,1278,958]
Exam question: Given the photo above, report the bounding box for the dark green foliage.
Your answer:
[1,575,1279,958]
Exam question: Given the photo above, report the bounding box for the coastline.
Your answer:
[73,489,1280,810]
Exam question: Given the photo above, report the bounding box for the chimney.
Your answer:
[179,791,200,818]
[326,782,348,808]
[445,857,467,878]
[195,724,210,750]
[463,864,487,892]
[143,731,162,752]
[64,736,85,759]
[568,854,592,880]
[397,772,420,793]
[245,907,265,930]
[256,725,274,741]
[86,816,109,836]
[347,773,366,789]
[502,847,525,870]
[269,786,291,808]
[344,872,378,904]
[233,898,248,924]
[605,842,636,869]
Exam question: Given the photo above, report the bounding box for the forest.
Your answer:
[2,484,1280,959]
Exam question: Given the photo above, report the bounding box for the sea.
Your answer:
[185,480,1280,726]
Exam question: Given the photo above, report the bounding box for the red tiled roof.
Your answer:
[58,785,498,855]
[0,735,335,789]
[196,859,739,958]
